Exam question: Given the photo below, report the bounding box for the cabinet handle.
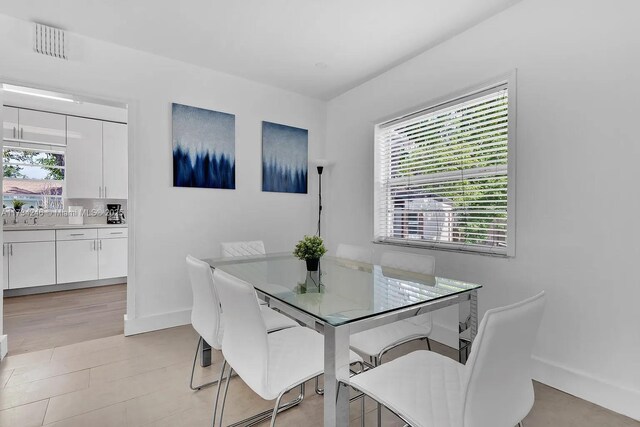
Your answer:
[10,244,13,256]
[20,128,23,139]
[104,187,107,198]
[2,244,4,257]
[110,232,123,235]
[91,240,95,251]
[99,240,102,250]
[13,127,16,139]
[99,186,103,198]
[70,233,84,236]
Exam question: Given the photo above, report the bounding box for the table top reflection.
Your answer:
[205,253,482,327]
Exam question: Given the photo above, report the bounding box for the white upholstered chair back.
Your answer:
[336,243,373,264]
[186,255,223,349]
[220,240,266,257]
[380,251,435,276]
[213,269,270,395]
[463,292,546,427]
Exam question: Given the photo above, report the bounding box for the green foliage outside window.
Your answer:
[390,94,509,246]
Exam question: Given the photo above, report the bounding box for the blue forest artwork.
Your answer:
[172,103,235,189]
[262,121,308,194]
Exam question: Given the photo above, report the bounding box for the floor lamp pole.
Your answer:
[317,165,324,237]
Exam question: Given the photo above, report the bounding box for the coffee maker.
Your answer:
[106,204,125,224]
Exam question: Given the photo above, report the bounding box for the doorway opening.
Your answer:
[2,83,129,356]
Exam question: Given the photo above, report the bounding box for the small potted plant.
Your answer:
[12,199,25,212]
[293,235,327,271]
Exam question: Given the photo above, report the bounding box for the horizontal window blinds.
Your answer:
[375,85,511,255]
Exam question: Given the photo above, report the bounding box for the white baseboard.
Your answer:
[0,335,7,360]
[124,309,191,336]
[532,355,640,421]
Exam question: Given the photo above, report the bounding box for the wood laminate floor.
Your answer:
[0,323,637,427]
[3,284,126,356]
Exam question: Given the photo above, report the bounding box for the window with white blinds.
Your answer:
[374,83,514,255]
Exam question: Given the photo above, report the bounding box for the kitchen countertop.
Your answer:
[3,223,128,231]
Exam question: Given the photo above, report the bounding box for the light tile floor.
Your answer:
[0,325,637,426]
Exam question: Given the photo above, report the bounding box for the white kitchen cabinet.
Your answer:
[55,228,127,284]
[66,117,128,200]
[3,227,127,289]
[102,122,128,199]
[57,239,99,284]
[98,238,127,279]
[3,231,56,289]
[8,242,56,289]
[66,116,103,198]
[3,106,19,140]
[18,109,66,145]
[2,244,9,290]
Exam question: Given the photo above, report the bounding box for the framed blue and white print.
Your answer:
[262,121,308,194]
[172,103,236,189]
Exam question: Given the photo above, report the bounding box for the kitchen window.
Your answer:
[3,146,65,210]
[374,80,515,256]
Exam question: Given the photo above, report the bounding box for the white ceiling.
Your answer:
[0,0,521,100]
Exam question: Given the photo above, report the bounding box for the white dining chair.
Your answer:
[186,255,299,391]
[220,240,269,305]
[336,243,373,264]
[350,251,436,364]
[347,291,546,427]
[211,268,364,427]
[348,251,436,426]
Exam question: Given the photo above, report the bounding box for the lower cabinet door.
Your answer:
[3,244,9,290]
[98,238,127,279]
[8,242,56,289]
[57,240,99,284]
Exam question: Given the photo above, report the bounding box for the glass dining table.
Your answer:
[204,253,482,427]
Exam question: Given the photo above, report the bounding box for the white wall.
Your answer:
[324,0,640,420]
[0,88,5,359]
[0,14,326,335]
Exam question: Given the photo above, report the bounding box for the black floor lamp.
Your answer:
[314,159,333,237]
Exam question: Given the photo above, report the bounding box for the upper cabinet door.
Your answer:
[3,106,19,140]
[66,116,103,199]
[102,122,128,199]
[18,109,66,145]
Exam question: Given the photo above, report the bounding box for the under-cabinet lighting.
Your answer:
[2,84,76,103]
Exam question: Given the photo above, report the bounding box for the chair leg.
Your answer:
[190,337,219,391]
[315,376,324,395]
[218,367,234,427]
[226,382,305,427]
[316,360,364,395]
[361,393,365,427]
[373,356,381,427]
[269,388,289,427]
[211,360,228,427]
[426,337,432,351]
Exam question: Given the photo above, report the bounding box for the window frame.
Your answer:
[373,72,517,257]
[2,142,67,212]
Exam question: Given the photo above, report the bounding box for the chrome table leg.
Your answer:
[324,324,351,427]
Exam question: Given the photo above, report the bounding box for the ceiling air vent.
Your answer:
[33,23,68,60]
